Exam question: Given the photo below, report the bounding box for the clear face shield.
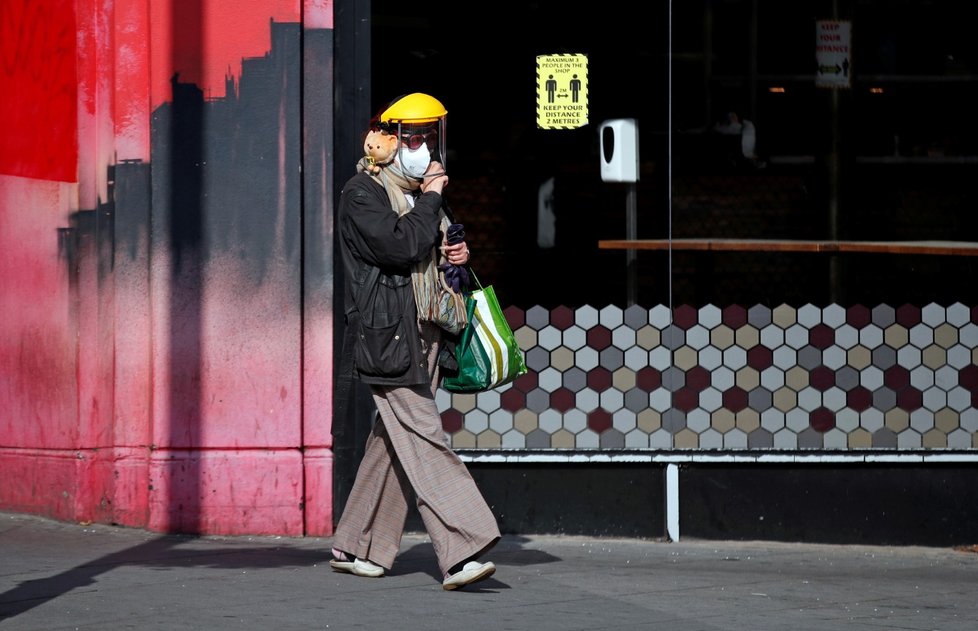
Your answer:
[393,117,447,181]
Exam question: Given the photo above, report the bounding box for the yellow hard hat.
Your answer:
[379,93,447,124]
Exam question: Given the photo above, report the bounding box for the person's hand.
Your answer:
[420,161,448,194]
[443,240,470,266]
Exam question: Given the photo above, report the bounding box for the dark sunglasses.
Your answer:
[400,129,438,151]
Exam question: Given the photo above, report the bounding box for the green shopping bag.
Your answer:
[442,279,527,393]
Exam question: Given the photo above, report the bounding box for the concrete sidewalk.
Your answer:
[1,511,975,630]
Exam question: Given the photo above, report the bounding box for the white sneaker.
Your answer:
[330,555,385,578]
[442,561,496,590]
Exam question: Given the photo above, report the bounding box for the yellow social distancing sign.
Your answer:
[536,54,588,129]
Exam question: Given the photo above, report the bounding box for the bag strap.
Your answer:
[454,293,479,352]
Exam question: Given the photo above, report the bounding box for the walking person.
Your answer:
[330,93,500,590]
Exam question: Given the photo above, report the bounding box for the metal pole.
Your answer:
[626,183,638,306]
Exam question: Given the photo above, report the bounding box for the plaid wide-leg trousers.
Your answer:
[332,323,501,576]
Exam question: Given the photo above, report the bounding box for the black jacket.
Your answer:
[338,172,443,386]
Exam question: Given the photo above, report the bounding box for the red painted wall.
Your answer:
[0,0,336,536]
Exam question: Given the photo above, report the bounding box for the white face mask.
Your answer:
[398,143,431,180]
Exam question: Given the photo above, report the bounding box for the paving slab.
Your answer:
[2,511,976,630]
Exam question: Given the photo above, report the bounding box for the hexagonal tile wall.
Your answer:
[439,303,978,451]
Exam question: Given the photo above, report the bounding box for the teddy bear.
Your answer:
[362,128,399,175]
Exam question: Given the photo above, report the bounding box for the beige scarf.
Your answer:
[356,157,450,324]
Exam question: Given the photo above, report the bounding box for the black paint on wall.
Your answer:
[405,464,667,539]
[680,465,978,547]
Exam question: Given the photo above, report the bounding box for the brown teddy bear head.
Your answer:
[363,129,399,175]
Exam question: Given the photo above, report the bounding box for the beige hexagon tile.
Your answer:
[773,387,797,412]
[736,408,761,432]
[452,429,477,448]
[884,324,909,348]
[613,367,636,390]
[710,325,735,350]
[934,323,958,349]
[736,367,760,391]
[552,428,576,448]
[847,345,872,370]
[514,326,537,352]
[786,366,809,390]
[477,430,502,449]
[453,393,478,414]
[885,408,910,432]
[514,409,539,434]
[713,408,736,433]
[674,428,699,448]
[636,325,661,350]
[922,428,948,448]
[922,344,947,369]
[550,346,575,371]
[735,325,759,348]
[848,428,873,448]
[772,304,797,328]
[637,409,662,432]
[935,408,960,433]
[674,345,698,370]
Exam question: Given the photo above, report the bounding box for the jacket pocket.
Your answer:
[354,313,411,377]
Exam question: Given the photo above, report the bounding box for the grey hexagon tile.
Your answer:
[773,346,797,370]
[835,324,859,350]
[698,304,722,329]
[824,304,847,327]
[525,388,550,413]
[612,325,637,350]
[921,303,946,327]
[698,346,723,370]
[910,365,935,390]
[612,409,637,432]
[897,429,922,448]
[909,323,934,349]
[562,367,587,392]
[624,388,650,413]
[785,324,809,349]
[872,304,896,327]
[872,387,897,412]
[797,346,822,370]
[624,346,650,370]
[897,344,922,368]
[649,305,672,328]
[860,409,885,432]
[525,305,550,329]
[773,428,798,448]
[823,346,847,370]
[575,305,599,328]
[563,325,587,350]
[661,325,685,350]
[577,429,600,448]
[872,345,897,370]
[524,428,550,448]
[797,304,822,328]
[536,325,562,350]
[860,366,884,391]
[525,346,550,372]
[623,304,650,329]
[575,347,599,371]
[760,325,785,349]
[600,389,624,411]
[649,346,672,370]
[625,429,651,448]
[599,305,624,328]
[501,430,526,448]
[537,367,563,392]
[661,366,685,391]
[748,304,773,328]
[599,346,625,370]
[946,303,970,327]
